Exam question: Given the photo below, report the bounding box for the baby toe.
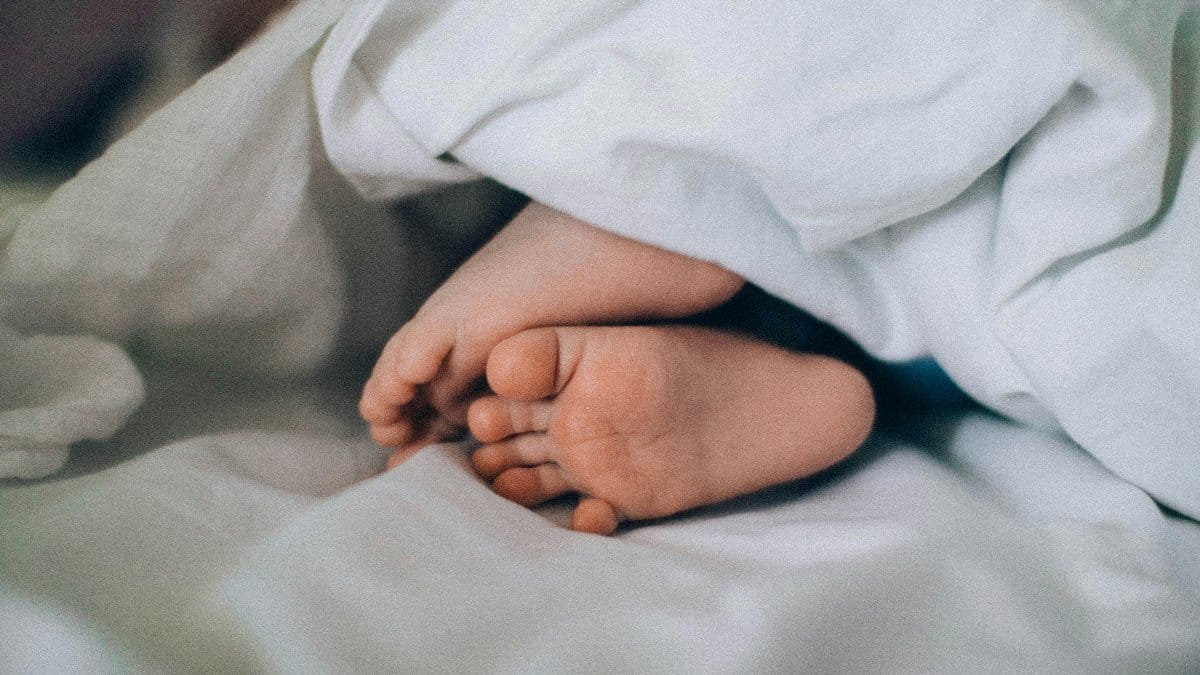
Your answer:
[471,435,554,479]
[378,321,456,385]
[359,384,403,425]
[468,396,553,443]
[491,464,570,507]
[570,497,620,536]
[369,419,415,448]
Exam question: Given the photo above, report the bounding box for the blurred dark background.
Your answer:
[0,0,290,177]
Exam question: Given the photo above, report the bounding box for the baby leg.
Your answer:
[468,325,875,534]
[360,202,744,461]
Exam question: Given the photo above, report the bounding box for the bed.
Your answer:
[3,0,1199,671]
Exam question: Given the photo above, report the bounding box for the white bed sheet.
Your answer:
[2,1,1199,671]
[3,368,1198,672]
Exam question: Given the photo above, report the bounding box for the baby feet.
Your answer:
[467,325,875,535]
[358,201,869,534]
[359,202,742,462]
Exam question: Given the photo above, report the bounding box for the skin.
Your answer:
[468,325,875,535]
[360,201,874,533]
[360,201,744,456]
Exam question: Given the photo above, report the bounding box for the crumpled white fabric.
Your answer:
[0,324,142,479]
[313,0,1200,518]
[0,3,1197,669]
[3,417,1198,672]
[0,0,352,479]
[2,0,1197,522]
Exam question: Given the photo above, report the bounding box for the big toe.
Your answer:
[486,328,570,401]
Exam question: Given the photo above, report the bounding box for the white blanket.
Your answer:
[2,0,1199,670]
[314,0,1200,518]
[3,396,1199,671]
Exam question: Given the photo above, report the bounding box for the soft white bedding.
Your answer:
[3,383,1199,671]
[2,0,1199,671]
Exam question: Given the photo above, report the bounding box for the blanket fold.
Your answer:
[315,0,1200,517]
[1,0,1197,522]
[0,324,142,479]
[0,0,352,478]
